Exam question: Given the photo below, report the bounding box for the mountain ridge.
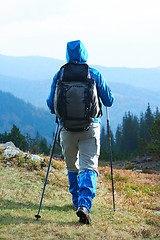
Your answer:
[0,54,160,90]
[0,54,160,137]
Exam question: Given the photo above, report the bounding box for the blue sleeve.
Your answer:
[46,72,58,114]
[90,68,114,107]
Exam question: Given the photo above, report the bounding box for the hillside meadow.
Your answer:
[0,147,159,240]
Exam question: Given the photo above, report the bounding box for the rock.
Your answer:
[43,167,48,171]
[135,169,143,173]
[3,147,21,158]
[131,156,152,164]
[7,161,12,166]
[133,168,143,173]
[99,174,104,177]
[23,163,28,166]
[30,154,44,163]
[151,211,160,216]
[117,163,124,168]
[0,141,16,148]
[49,172,55,178]
[1,141,44,164]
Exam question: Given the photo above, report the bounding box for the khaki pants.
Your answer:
[60,123,100,174]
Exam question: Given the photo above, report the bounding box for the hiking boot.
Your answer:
[76,206,92,224]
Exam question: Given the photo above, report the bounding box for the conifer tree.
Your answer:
[8,124,28,151]
[147,117,160,157]
[118,112,139,152]
[100,126,107,150]
[144,103,154,141]
[154,107,160,119]
[115,124,122,152]
[35,131,41,153]
[39,137,50,155]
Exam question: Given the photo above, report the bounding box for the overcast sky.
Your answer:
[0,0,160,68]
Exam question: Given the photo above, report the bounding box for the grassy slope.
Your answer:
[0,151,160,240]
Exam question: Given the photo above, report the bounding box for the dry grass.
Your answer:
[0,153,160,240]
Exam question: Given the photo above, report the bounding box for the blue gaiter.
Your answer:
[68,171,79,208]
[78,170,98,212]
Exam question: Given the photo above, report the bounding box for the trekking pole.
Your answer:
[35,124,59,221]
[106,107,116,211]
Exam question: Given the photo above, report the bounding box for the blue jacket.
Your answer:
[47,40,114,123]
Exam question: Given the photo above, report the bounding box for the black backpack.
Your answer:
[54,63,102,131]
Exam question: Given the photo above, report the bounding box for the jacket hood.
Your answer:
[66,40,88,63]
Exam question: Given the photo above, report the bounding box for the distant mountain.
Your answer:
[0,54,64,80]
[0,74,51,108]
[0,54,160,135]
[0,90,56,143]
[94,65,160,92]
[0,54,160,91]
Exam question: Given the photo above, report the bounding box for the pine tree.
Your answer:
[120,112,139,152]
[0,131,8,143]
[139,113,145,138]
[154,107,160,119]
[115,124,122,152]
[8,124,28,151]
[39,137,50,155]
[100,126,107,150]
[147,117,160,157]
[144,103,154,142]
[35,131,41,153]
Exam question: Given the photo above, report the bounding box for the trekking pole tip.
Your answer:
[112,208,117,212]
[35,214,41,221]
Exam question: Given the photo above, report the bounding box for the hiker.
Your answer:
[47,40,114,224]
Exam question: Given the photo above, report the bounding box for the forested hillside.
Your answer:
[1,89,160,166]
[0,90,56,143]
[100,104,160,170]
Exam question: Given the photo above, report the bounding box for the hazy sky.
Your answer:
[0,0,160,68]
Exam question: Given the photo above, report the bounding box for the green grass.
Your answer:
[0,155,160,239]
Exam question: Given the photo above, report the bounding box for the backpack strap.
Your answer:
[57,63,67,80]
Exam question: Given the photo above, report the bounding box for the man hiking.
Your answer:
[47,40,114,224]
